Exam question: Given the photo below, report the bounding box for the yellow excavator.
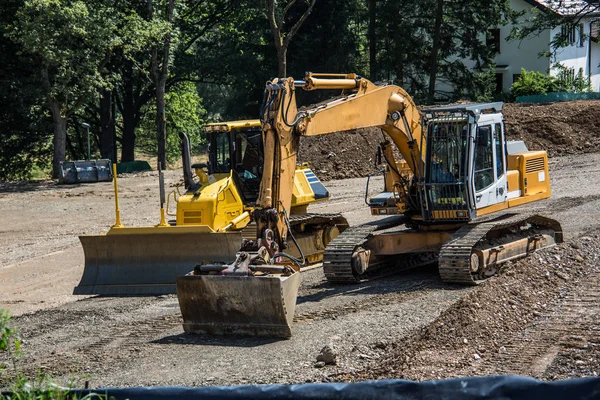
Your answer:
[176,72,562,337]
[74,119,347,295]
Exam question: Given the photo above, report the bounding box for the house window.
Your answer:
[512,74,521,83]
[487,29,501,53]
[578,23,585,47]
[561,25,577,46]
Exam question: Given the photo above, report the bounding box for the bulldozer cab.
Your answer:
[205,120,264,203]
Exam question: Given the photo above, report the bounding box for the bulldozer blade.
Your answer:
[74,228,242,296]
[176,271,301,338]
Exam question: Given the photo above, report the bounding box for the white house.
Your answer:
[446,0,600,94]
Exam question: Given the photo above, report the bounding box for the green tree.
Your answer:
[372,0,512,103]
[137,82,207,163]
[0,1,51,181]
[264,0,317,77]
[9,0,121,178]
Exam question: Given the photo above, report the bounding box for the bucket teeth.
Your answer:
[176,271,301,338]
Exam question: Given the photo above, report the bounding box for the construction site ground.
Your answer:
[1,100,600,388]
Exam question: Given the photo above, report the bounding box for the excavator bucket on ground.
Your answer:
[74,227,242,295]
[176,254,301,338]
[59,159,112,184]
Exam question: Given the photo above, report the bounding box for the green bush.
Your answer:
[511,67,592,97]
[510,68,559,97]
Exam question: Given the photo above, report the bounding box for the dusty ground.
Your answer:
[1,149,600,389]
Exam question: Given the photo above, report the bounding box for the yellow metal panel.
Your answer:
[366,230,454,255]
[291,168,316,206]
[431,210,471,220]
[204,119,260,132]
[175,174,245,231]
[479,150,550,216]
[104,225,216,235]
[507,154,521,171]
[475,201,509,217]
[508,191,550,207]
[507,150,550,198]
[506,170,520,193]
[521,151,550,197]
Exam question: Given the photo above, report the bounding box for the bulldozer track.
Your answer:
[288,213,345,225]
[487,271,600,377]
[439,214,563,285]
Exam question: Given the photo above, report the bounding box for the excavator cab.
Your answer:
[420,103,511,222]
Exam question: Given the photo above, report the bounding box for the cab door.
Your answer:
[492,122,507,204]
[472,116,507,209]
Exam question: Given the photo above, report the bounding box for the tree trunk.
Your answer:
[369,0,377,80]
[428,0,444,104]
[277,46,287,77]
[266,0,316,79]
[49,101,67,179]
[100,90,114,162]
[121,108,136,162]
[121,72,136,162]
[153,0,174,171]
[156,80,167,170]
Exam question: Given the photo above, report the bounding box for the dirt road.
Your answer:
[1,153,600,388]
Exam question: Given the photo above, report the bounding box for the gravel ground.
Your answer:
[2,152,600,389]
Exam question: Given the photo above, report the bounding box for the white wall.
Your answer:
[493,0,552,92]
[590,41,600,91]
[549,25,588,80]
[434,0,600,97]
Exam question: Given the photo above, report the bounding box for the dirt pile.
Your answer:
[504,101,600,157]
[298,127,383,181]
[299,100,600,181]
[333,232,600,382]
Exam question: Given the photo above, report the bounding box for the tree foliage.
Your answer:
[3,0,551,181]
[374,0,513,103]
[511,67,591,97]
[9,0,122,177]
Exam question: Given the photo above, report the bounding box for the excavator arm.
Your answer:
[255,73,425,253]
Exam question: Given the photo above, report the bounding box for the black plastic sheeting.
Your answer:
[18,375,600,400]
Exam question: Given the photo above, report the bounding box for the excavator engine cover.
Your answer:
[176,253,301,338]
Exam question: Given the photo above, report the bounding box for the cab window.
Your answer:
[234,131,262,178]
[474,125,494,191]
[494,123,505,179]
[214,132,230,173]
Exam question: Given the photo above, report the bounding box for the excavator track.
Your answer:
[439,214,563,285]
[322,216,407,283]
[322,225,379,283]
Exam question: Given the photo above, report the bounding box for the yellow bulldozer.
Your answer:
[176,72,562,337]
[74,119,347,295]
